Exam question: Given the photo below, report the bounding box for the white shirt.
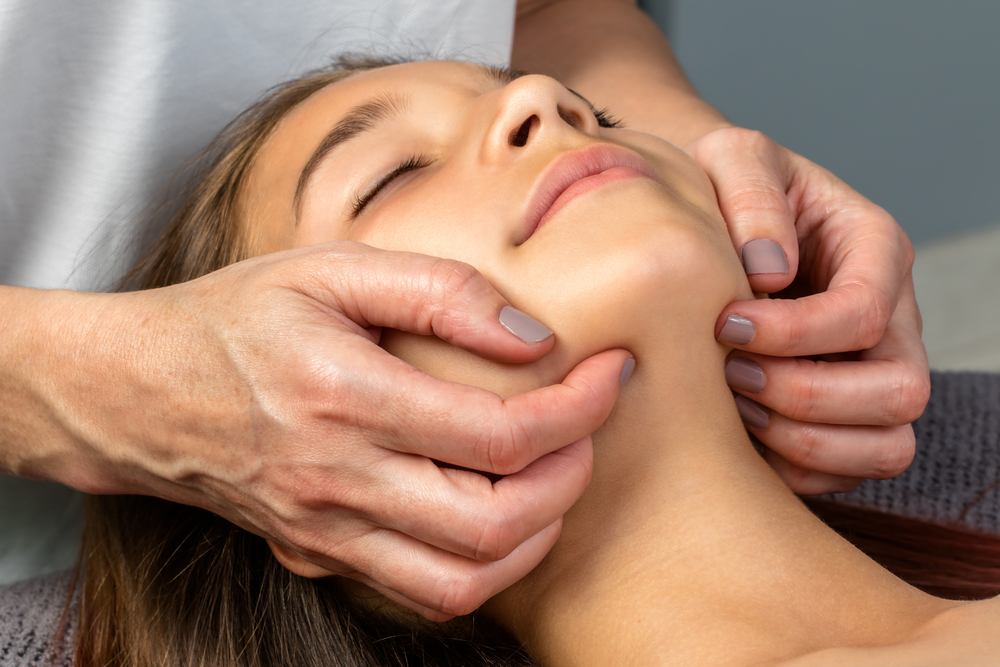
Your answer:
[0,0,515,291]
[0,0,516,584]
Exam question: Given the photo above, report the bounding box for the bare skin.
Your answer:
[514,0,930,494]
[2,0,928,620]
[255,60,998,665]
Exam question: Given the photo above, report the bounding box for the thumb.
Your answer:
[290,241,555,363]
[688,127,799,294]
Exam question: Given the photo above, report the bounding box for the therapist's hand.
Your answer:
[689,128,930,494]
[0,241,629,621]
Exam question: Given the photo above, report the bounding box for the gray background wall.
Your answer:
[639,1,1000,246]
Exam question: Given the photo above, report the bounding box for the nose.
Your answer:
[480,74,601,164]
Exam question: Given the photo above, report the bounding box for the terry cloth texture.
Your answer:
[0,572,76,667]
[827,371,1000,533]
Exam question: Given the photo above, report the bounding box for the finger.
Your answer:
[335,520,564,620]
[347,345,631,474]
[687,128,799,294]
[368,436,593,562]
[762,448,864,496]
[725,352,929,427]
[293,241,557,363]
[716,169,913,358]
[738,400,915,480]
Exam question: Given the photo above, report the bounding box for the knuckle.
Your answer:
[871,427,915,479]
[782,426,824,471]
[477,412,531,474]
[469,513,515,562]
[784,367,820,419]
[854,290,892,350]
[428,258,482,300]
[884,369,931,424]
[434,574,486,618]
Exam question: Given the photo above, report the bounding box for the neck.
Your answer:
[486,339,953,666]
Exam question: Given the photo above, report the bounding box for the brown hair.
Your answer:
[78,57,536,667]
[71,55,1000,666]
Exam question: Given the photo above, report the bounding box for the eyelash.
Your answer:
[350,154,431,217]
[350,108,621,217]
[593,107,623,129]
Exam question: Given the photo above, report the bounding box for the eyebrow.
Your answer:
[293,90,408,217]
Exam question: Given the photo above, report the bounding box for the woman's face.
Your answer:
[245,61,750,391]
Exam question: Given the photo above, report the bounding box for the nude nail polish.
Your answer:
[619,356,636,386]
[718,315,754,346]
[741,239,788,275]
[725,356,765,394]
[499,306,553,343]
[735,394,770,429]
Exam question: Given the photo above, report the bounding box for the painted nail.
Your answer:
[725,356,765,394]
[734,394,770,429]
[741,239,788,275]
[717,315,754,345]
[619,356,636,386]
[498,305,553,343]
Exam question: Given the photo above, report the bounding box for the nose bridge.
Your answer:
[478,74,588,165]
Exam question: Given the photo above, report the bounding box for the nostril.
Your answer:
[557,106,583,129]
[508,115,537,147]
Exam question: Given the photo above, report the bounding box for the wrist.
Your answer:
[0,286,147,493]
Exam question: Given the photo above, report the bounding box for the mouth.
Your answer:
[518,144,660,245]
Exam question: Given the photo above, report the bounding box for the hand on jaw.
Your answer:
[690,128,929,494]
[0,241,630,622]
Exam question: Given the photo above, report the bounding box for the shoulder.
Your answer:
[775,598,1000,667]
[0,572,77,667]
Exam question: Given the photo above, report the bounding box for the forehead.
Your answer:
[276,60,486,153]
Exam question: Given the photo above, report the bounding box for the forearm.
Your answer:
[1,286,94,483]
[0,285,154,494]
[514,0,730,147]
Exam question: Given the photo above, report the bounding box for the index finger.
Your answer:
[717,204,912,357]
[339,341,632,474]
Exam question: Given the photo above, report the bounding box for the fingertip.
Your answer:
[498,305,553,344]
[716,313,755,346]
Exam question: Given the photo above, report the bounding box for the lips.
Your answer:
[518,144,660,244]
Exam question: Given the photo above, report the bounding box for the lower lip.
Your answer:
[535,166,652,234]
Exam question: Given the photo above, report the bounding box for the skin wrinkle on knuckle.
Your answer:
[481,411,531,474]
[784,360,820,419]
[783,425,824,471]
[854,288,892,351]
[425,259,485,336]
[433,569,486,618]
[470,508,516,562]
[871,427,915,479]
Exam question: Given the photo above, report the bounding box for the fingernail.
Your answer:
[619,356,636,386]
[741,239,788,275]
[734,394,770,429]
[498,305,553,343]
[725,356,765,393]
[718,315,754,345]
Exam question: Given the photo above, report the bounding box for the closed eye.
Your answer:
[350,155,431,217]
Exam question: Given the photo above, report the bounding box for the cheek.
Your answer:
[350,185,509,279]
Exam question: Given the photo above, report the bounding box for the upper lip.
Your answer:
[518,143,660,244]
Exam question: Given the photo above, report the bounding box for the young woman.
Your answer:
[22,58,1000,666]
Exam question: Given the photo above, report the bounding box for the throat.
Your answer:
[486,354,949,667]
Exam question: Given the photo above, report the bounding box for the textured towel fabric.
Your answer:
[825,371,1000,532]
[0,573,75,667]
